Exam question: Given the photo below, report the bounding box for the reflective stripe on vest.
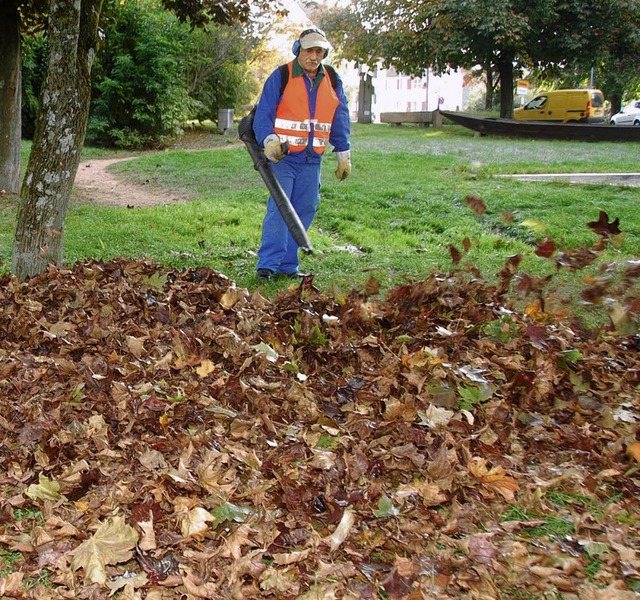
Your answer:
[273,62,340,155]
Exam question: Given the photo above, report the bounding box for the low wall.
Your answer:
[380,111,443,128]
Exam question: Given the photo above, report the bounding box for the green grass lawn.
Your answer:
[4,122,639,324]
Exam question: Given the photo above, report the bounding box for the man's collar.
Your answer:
[292,58,325,79]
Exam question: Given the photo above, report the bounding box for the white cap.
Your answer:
[299,29,331,51]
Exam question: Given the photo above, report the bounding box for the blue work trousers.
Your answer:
[257,159,321,274]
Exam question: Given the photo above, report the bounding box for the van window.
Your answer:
[591,92,604,107]
[525,96,547,110]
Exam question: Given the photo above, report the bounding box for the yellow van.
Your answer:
[514,89,605,123]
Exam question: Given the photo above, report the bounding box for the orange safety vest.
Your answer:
[273,62,340,155]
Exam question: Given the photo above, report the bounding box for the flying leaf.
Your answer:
[364,276,381,296]
[417,404,454,428]
[252,342,279,363]
[126,335,146,358]
[212,502,255,526]
[521,219,546,233]
[396,481,448,507]
[607,301,639,335]
[587,210,621,236]
[449,244,463,265]
[220,286,245,309]
[70,516,139,585]
[141,272,167,291]
[555,246,599,271]
[464,194,486,215]
[465,534,498,566]
[498,254,522,289]
[502,211,515,224]
[627,442,640,462]
[534,237,556,258]
[180,506,216,539]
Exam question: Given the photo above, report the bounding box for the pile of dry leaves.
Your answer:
[0,217,638,598]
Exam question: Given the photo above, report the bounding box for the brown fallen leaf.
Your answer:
[626,442,640,462]
[70,516,139,585]
[468,457,519,501]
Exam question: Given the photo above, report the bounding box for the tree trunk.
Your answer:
[0,1,22,194]
[497,52,514,119]
[12,0,103,281]
[484,60,494,111]
[609,92,621,118]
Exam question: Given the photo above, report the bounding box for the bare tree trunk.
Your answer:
[484,60,494,111]
[0,1,22,194]
[497,51,514,119]
[609,92,622,118]
[12,0,103,281]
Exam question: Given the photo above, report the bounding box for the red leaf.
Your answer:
[464,194,486,215]
[449,244,463,265]
[502,211,515,224]
[587,210,621,236]
[534,237,556,258]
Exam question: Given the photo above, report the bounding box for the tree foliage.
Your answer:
[186,25,262,122]
[16,0,49,34]
[320,0,640,117]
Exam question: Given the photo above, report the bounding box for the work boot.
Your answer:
[256,269,274,281]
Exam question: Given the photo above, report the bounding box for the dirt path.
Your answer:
[73,157,187,208]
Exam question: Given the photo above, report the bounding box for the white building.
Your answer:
[338,64,465,123]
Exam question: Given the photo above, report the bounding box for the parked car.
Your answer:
[610,100,640,125]
[513,89,605,123]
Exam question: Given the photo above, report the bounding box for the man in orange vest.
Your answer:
[253,28,351,281]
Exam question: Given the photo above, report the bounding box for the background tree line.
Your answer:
[315,0,640,119]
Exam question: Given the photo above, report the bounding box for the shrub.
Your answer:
[88,0,194,149]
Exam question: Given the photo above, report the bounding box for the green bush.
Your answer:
[20,34,48,140]
[88,0,194,149]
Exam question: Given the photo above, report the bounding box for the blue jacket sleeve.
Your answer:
[329,73,351,153]
[253,68,282,147]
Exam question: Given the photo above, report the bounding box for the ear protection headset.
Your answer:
[292,28,329,58]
